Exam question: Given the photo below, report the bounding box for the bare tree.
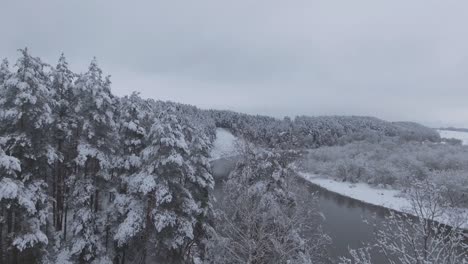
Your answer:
[340,181,468,264]
[206,145,330,264]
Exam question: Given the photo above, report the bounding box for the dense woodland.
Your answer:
[209,110,441,149]
[298,138,468,207]
[0,50,465,263]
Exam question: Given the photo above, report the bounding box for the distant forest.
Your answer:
[439,127,468,133]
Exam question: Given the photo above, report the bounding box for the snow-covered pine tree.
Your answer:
[0,48,56,263]
[116,106,212,263]
[180,114,215,262]
[117,92,153,174]
[49,54,77,235]
[111,92,153,263]
[61,58,117,263]
[0,59,10,85]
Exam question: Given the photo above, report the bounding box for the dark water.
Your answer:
[211,158,468,263]
[211,158,391,263]
[294,176,390,263]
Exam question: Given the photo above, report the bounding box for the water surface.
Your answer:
[211,158,390,262]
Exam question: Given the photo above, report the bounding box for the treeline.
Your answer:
[0,49,217,263]
[208,110,440,149]
[439,127,468,133]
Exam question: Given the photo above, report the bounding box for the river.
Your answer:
[294,176,392,263]
[211,157,395,263]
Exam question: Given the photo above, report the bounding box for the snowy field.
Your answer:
[298,172,468,229]
[210,128,238,160]
[438,129,468,145]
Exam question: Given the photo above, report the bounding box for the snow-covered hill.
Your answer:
[210,128,238,160]
[438,129,468,145]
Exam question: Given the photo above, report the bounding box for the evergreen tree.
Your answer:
[112,92,153,263]
[117,107,213,263]
[0,59,10,85]
[0,48,55,263]
[181,114,215,262]
[40,53,81,263]
[62,58,116,263]
[50,53,77,232]
[117,92,153,174]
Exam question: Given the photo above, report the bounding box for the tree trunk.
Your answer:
[12,248,18,264]
[52,162,57,229]
[63,202,68,241]
[6,210,12,234]
[90,193,93,210]
[56,139,64,231]
[121,247,125,264]
[5,210,12,264]
[142,196,155,264]
[94,190,99,212]
[11,212,18,264]
[0,217,3,264]
[58,164,65,229]
[105,226,109,252]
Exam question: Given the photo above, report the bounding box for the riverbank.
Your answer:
[210,128,238,161]
[297,171,468,230]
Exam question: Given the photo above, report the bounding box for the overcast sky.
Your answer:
[1,0,468,127]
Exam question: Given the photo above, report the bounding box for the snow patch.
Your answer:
[210,128,238,160]
[298,172,468,229]
[298,172,411,211]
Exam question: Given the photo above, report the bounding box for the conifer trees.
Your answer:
[0,49,55,263]
[50,53,77,238]
[112,92,153,263]
[0,48,339,264]
[116,107,214,263]
[62,59,117,263]
[0,59,10,84]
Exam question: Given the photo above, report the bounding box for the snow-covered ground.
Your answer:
[297,172,468,229]
[210,128,238,160]
[438,129,468,145]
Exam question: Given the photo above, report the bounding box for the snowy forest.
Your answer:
[0,49,467,264]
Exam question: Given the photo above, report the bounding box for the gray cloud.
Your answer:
[2,0,468,127]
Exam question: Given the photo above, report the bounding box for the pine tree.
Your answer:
[62,58,116,263]
[181,114,215,262]
[0,59,10,85]
[116,106,213,263]
[51,53,77,231]
[37,53,81,263]
[112,92,153,263]
[117,92,153,174]
[0,48,56,263]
